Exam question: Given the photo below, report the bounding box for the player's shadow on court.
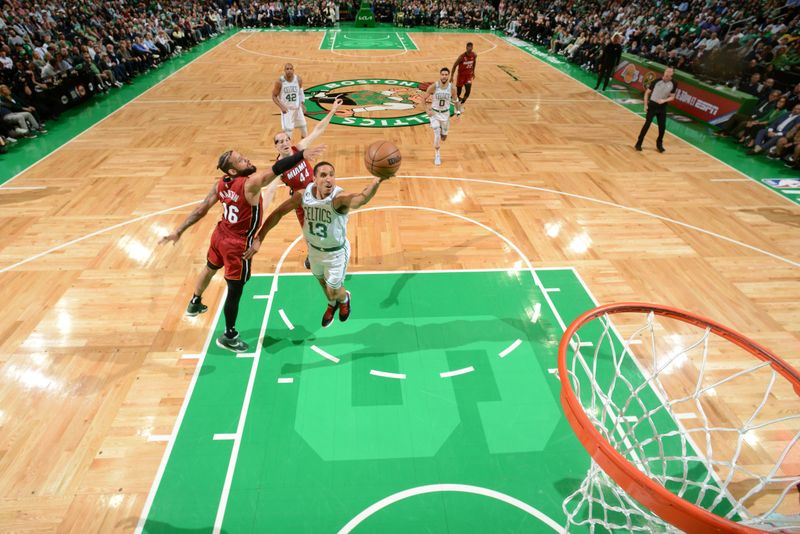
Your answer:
[739,207,800,227]
[272,316,553,375]
[379,272,414,308]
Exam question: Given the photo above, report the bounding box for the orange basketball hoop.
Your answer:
[559,303,800,533]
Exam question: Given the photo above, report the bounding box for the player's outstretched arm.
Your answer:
[243,194,302,260]
[332,176,388,214]
[297,98,343,150]
[244,145,327,203]
[160,183,217,244]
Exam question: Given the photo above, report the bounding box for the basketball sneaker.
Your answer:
[339,291,352,322]
[186,299,208,316]
[216,333,249,353]
[322,302,338,328]
[434,153,441,166]
[304,256,311,269]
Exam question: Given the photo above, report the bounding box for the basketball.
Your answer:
[364,140,401,179]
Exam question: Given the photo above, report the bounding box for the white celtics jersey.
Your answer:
[432,81,452,112]
[302,184,348,249]
[280,75,301,109]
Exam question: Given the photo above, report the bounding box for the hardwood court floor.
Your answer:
[0,30,797,531]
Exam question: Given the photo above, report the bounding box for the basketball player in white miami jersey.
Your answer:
[425,67,461,165]
[272,63,308,139]
[244,162,390,327]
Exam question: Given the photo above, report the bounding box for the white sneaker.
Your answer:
[434,153,441,166]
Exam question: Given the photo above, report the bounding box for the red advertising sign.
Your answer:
[613,60,743,124]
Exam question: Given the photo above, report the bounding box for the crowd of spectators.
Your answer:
[3,0,799,167]
[498,0,799,168]
[0,0,227,153]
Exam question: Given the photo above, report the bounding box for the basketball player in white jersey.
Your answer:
[272,63,308,140]
[244,161,390,327]
[425,67,461,166]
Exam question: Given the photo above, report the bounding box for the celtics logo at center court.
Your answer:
[304,78,453,128]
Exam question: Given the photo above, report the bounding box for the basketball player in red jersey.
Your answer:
[160,145,326,352]
[274,97,343,269]
[451,42,477,111]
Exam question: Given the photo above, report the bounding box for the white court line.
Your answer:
[339,484,564,533]
[499,339,522,358]
[544,287,560,293]
[278,309,295,330]
[675,412,699,420]
[499,36,795,206]
[136,285,227,534]
[180,353,201,360]
[624,339,643,346]
[370,369,407,379]
[277,377,294,384]
[396,32,407,52]
[253,295,270,300]
[134,98,273,104]
[0,199,199,275]
[405,32,419,49]
[252,266,598,277]
[212,234,303,534]
[330,29,337,51]
[0,186,48,190]
[213,433,237,441]
[235,353,255,359]
[236,32,497,64]
[311,344,340,364]
[3,32,239,189]
[6,174,796,276]
[147,434,171,442]
[440,366,475,378]
[343,34,391,40]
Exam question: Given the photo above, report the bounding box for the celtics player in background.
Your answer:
[244,161,390,327]
[425,67,461,165]
[272,63,308,140]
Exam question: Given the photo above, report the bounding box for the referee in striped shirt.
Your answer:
[635,68,678,153]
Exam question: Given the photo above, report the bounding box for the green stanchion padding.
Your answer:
[355,1,375,27]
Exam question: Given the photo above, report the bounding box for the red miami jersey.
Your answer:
[215,175,262,240]
[276,145,313,226]
[456,51,477,82]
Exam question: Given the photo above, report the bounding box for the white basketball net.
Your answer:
[561,311,800,533]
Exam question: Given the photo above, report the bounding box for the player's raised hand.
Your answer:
[331,97,343,112]
[304,144,327,162]
[243,237,261,260]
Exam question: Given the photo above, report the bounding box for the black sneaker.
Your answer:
[186,299,208,316]
[634,144,642,151]
[304,256,311,269]
[216,333,249,353]
[656,145,665,153]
